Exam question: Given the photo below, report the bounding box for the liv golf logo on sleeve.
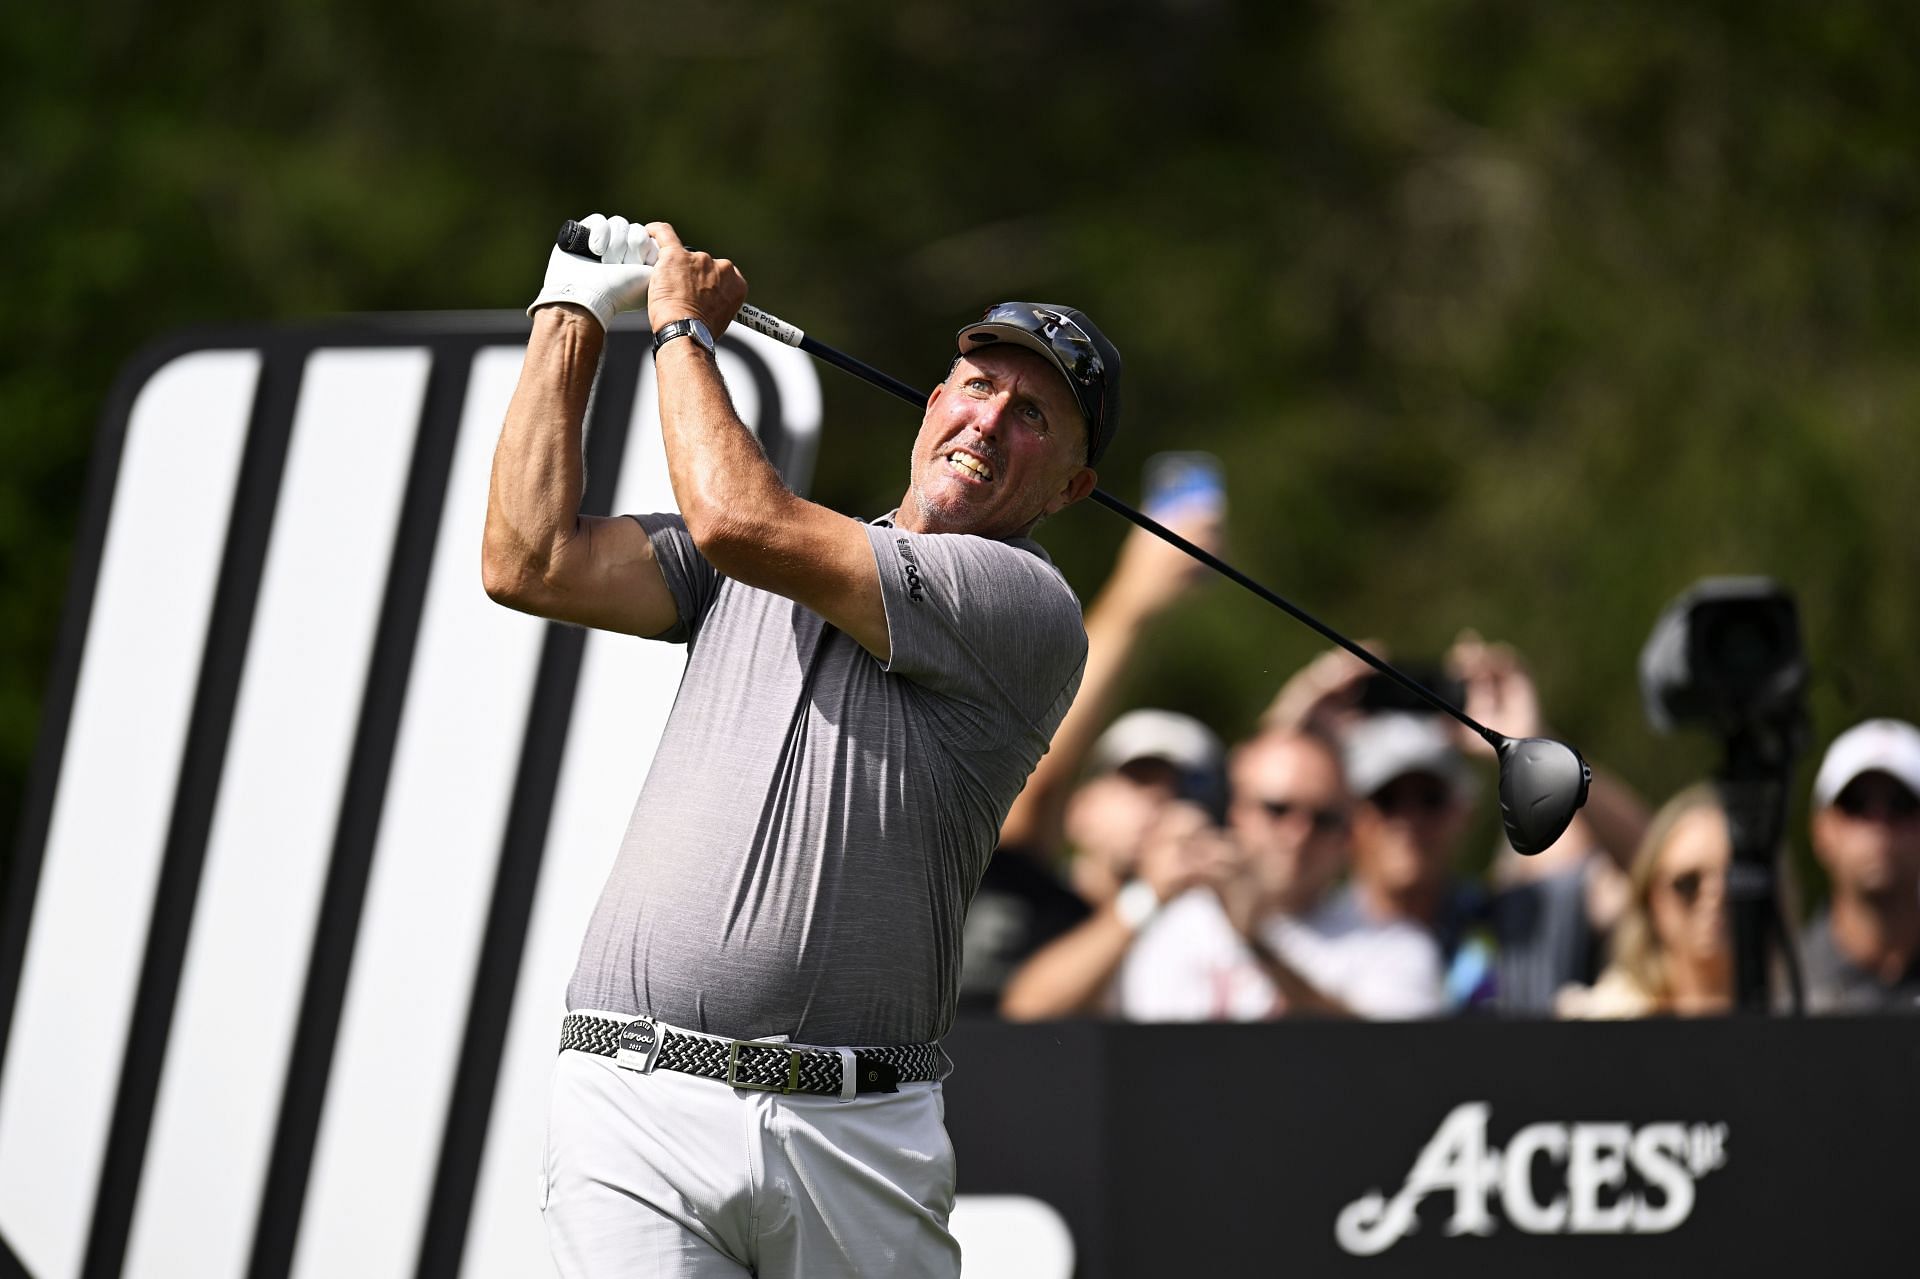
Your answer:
[0,314,819,1279]
[1335,1102,1730,1256]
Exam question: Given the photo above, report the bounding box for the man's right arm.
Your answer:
[481,306,681,637]
[998,507,1223,856]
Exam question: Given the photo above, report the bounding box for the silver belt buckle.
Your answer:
[615,1016,664,1073]
[727,1039,802,1094]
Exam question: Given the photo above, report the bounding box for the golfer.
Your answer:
[483,214,1121,1276]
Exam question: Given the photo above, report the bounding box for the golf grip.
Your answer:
[555,219,799,345]
[549,221,1497,744]
[555,220,929,405]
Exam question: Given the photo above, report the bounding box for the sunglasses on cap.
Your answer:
[959,303,1116,464]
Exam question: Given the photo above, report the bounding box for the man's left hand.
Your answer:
[527,212,658,330]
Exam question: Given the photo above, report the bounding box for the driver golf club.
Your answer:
[556,220,1592,854]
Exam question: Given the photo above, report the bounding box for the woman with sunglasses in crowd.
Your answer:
[1557,784,1735,1019]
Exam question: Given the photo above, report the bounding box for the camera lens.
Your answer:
[1640,577,1808,737]
[1699,605,1787,695]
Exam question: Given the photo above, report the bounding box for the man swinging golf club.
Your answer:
[483,213,1120,1276]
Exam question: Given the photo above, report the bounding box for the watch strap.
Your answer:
[652,318,714,355]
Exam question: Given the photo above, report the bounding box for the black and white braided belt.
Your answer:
[560,1011,946,1098]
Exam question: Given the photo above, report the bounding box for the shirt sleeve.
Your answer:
[627,513,722,644]
[864,524,1087,751]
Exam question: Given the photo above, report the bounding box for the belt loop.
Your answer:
[837,1048,857,1101]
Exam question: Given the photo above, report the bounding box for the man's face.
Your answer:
[899,347,1095,539]
[1812,771,1920,900]
[1227,735,1350,916]
[1350,770,1469,899]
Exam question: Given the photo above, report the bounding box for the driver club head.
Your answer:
[1494,736,1594,855]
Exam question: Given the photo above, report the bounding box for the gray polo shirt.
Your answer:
[565,512,1086,1046]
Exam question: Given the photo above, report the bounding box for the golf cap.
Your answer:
[956,302,1122,465]
[1343,712,1477,806]
[1089,709,1222,780]
[1812,718,1920,808]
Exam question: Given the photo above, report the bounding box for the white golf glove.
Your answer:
[526,213,659,330]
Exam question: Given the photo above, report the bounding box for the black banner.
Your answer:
[942,1015,1918,1277]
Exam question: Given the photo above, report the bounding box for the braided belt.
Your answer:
[560,1012,946,1097]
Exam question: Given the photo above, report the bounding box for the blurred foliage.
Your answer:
[6,0,1920,903]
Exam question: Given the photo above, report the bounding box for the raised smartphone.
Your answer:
[1141,450,1226,521]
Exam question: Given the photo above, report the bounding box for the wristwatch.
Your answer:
[652,317,716,358]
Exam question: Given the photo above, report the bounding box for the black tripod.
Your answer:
[1714,717,1807,1014]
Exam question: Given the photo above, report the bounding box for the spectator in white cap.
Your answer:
[1314,710,1587,1013]
[1342,712,1480,920]
[1800,718,1920,1014]
[1063,709,1226,901]
[1085,707,1224,787]
[1268,635,1650,1016]
[959,707,1225,1014]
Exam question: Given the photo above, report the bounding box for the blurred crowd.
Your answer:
[958,469,1920,1024]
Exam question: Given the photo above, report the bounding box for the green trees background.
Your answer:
[6,1,1918,896]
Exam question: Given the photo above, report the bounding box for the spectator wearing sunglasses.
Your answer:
[1002,728,1429,1020]
[1800,719,1920,1014]
[1112,728,1445,1021]
[1305,711,1599,1014]
[1557,785,1732,1019]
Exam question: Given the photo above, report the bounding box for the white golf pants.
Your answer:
[542,1046,961,1277]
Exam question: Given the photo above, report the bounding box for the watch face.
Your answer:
[654,318,717,355]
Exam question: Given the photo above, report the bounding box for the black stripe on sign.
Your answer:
[0,325,172,1082]
[244,337,478,1279]
[80,348,306,1279]
[413,330,647,1279]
